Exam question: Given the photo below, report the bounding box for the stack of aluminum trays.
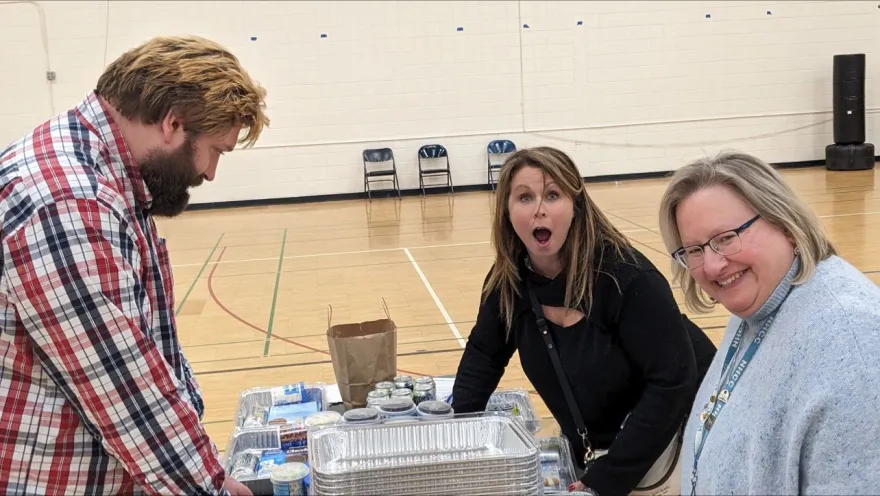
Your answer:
[307,413,543,495]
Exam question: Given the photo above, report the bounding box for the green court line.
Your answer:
[175,233,225,316]
[264,228,288,356]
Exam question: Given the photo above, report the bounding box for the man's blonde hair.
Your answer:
[96,35,269,147]
[658,150,836,313]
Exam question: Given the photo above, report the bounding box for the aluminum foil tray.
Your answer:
[224,426,281,469]
[308,414,539,477]
[487,388,541,434]
[234,383,328,429]
[224,426,309,495]
[311,456,538,489]
[311,476,541,496]
[313,456,536,482]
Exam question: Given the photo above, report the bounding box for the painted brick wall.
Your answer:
[1,1,876,204]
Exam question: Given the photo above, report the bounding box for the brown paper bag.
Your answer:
[326,299,398,410]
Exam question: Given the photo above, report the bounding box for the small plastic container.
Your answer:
[377,397,416,418]
[269,462,309,495]
[342,407,381,425]
[416,400,454,419]
[487,400,516,415]
[304,410,342,430]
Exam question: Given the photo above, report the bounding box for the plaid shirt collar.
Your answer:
[76,90,154,211]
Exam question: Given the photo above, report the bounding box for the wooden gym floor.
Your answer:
[157,166,880,457]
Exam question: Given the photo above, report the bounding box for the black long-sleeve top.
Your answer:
[452,245,716,496]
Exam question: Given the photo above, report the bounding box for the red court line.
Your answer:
[206,246,430,378]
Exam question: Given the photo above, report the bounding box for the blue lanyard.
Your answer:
[689,314,777,496]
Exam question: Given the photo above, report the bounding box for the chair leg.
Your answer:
[366,177,373,202]
[394,171,402,200]
[420,173,426,198]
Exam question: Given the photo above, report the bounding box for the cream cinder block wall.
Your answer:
[1,0,877,205]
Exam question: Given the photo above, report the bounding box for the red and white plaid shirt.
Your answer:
[0,92,228,495]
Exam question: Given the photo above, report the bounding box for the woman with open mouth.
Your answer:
[658,150,880,495]
[451,146,716,496]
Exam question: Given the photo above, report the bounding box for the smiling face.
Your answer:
[675,185,796,318]
[507,165,574,275]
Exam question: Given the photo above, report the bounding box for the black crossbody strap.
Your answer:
[526,282,595,465]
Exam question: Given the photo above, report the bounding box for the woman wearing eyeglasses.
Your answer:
[451,146,717,496]
[658,150,880,495]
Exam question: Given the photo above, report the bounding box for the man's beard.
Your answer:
[138,135,204,217]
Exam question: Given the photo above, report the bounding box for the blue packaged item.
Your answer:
[256,449,287,476]
[272,382,306,406]
[268,402,319,424]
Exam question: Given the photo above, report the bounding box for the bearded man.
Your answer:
[0,35,269,495]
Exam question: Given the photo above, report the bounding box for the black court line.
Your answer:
[194,347,463,377]
[195,323,730,377]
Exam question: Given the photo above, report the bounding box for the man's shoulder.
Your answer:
[0,112,128,237]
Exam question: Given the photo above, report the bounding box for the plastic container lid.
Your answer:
[417,400,453,416]
[378,398,415,414]
[304,411,342,428]
[488,401,515,412]
[269,462,309,483]
[343,407,380,423]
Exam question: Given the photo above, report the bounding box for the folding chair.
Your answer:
[417,144,454,197]
[362,147,401,201]
[487,139,516,190]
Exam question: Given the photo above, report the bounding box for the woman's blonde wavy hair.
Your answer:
[96,35,269,146]
[485,146,634,333]
[658,150,837,314]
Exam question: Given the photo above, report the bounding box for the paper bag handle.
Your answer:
[381,297,391,320]
[326,299,390,328]
[327,304,333,328]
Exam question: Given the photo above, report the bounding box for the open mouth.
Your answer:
[716,268,749,288]
[532,227,552,247]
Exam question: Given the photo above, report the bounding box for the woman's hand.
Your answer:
[568,481,598,495]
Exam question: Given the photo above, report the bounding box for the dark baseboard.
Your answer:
[185,156,871,212]
[185,184,485,211]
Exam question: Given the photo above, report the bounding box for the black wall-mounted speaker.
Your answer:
[832,53,866,145]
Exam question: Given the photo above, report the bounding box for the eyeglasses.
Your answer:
[672,215,760,270]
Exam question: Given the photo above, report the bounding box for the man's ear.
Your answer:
[159,110,185,145]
